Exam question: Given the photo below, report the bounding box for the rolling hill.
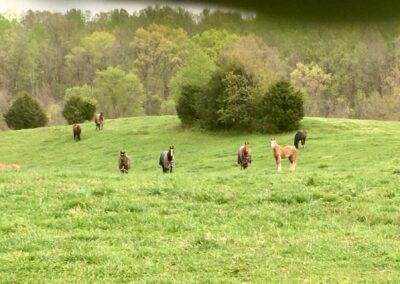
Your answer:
[0,116,400,282]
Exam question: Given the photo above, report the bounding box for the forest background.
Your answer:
[1,5,400,129]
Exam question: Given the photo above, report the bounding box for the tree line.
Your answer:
[1,6,400,130]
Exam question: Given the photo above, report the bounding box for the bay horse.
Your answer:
[94,112,104,130]
[119,151,131,173]
[159,146,175,173]
[237,142,252,169]
[270,138,297,172]
[0,163,20,169]
[294,129,307,149]
[73,124,81,141]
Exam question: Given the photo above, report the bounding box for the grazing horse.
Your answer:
[0,163,20,169]
[119,151,131,173]
[294,129,307,149]
[237,142,252,169]
[73,124,81,141]
[159,146,175,173]
[270,138,297,172]
[94,112,104,130]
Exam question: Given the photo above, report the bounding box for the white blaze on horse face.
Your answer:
[270,140,277,148]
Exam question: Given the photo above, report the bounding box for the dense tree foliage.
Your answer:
[1,6,400,130]
[258,81,304,133]
[62,96,96,124]
[4,93,48,129]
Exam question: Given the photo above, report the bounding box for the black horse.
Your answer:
[73,124,81,141]
[294,130,307,149]
[159,146,175,173]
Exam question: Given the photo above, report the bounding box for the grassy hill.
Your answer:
[1,116,400,282]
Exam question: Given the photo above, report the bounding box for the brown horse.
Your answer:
[0,163,20,169]
[119,151,131,173]
[270,138,297,172]
[237,142,252,169]
[294,129,307,149]
[73,124,81,141]
[94,112,104,130]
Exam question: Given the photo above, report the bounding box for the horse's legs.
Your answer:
[289,155,296,171]
[276,157,282,172]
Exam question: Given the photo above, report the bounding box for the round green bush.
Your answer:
[62,96,96,124]
[258,81,304,133]
[4,93,48,129]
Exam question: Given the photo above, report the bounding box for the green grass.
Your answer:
[1,116,400,283]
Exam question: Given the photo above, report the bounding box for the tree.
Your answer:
[191,29,238,60]
[216,67,261,129]
[66,31,116,85]
[290,62,332,116]
[93,67,145,118]
[4,93,48,129]
[131,24,190,114]
[62,96,96,124]
[258,81,304,133]
[220,35,288,91]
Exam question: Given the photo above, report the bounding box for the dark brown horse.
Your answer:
[73,124,81,141]
[94,112,104,130]
[119,151,131,173]
[294,130,307,149]
[159,146,175,173]
[237,142,252,169]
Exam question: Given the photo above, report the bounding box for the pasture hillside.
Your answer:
[1,116,400,283]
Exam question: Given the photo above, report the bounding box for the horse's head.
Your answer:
[244,142,250,156]
[120,150,126,157]
[270,138,277,149]
[167,146,174,162]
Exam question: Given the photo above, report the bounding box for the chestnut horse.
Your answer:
[73,124,81,141]
[94,112,104,130]
[159,146,175,173]
[0,163,20,169]
[237,142,252,169]
[294,130,307,149]
[119,151,131,173]
[270,138,297,172]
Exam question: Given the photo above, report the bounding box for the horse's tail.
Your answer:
[294,133,300,149]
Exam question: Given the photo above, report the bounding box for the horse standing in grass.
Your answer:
[73,124,81,141]
[237,142,252,170]
[270,138,297,172]
[94,112,104,130]
[119,151,131,173]
[294,129,307,149]
[159,146,175,173]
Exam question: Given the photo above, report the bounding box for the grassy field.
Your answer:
[1,115,400,283]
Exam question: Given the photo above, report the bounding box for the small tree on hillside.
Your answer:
[62,96,96,124]
[176,85,202,126]
[258,81,304,133]
[3,93,48,129]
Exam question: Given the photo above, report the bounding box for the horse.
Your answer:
[0,163,20,169]
[73,124,81,141]
[119,150,131,173]
[270,138,297,172]
[237,142,252,169]
[159,146,175,173]
[94,112,104,130]
[294,129,307,149]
